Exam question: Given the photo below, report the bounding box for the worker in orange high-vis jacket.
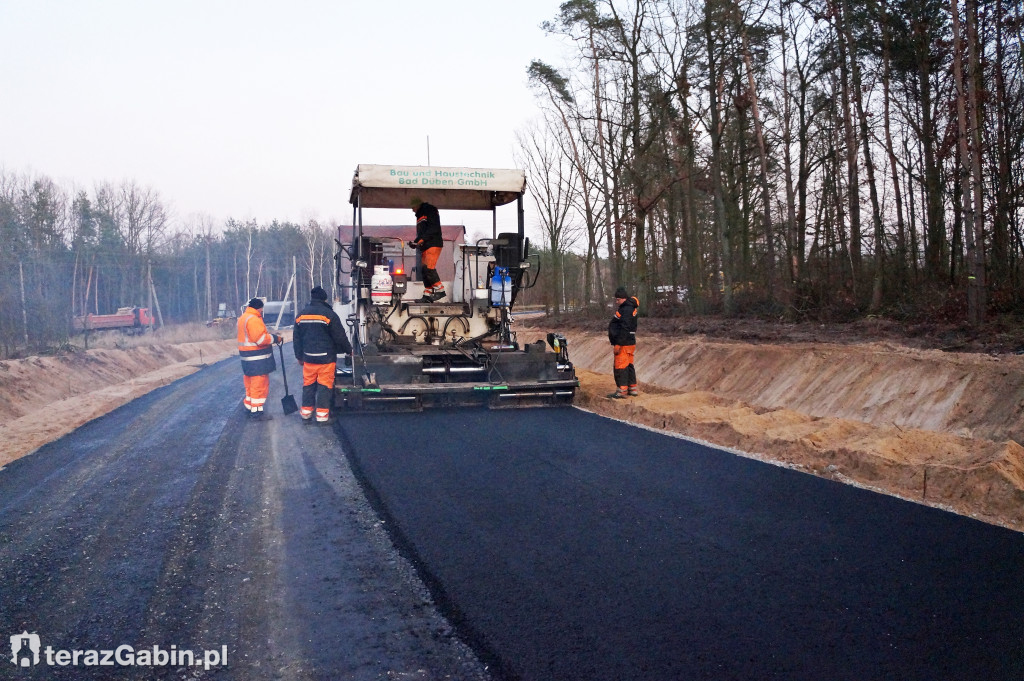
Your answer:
[294,286,352,425]
[410,196,446,302]
[237,298,282,419]
[607,286,639,399]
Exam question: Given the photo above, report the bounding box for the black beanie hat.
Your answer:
[614,286,628,299]
[247,297,264,309]
[311,286,328,301]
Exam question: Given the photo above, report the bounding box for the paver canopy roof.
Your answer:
[350,164,526,210]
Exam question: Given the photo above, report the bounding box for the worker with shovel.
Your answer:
[294,286,352,425]
[237,297,282,419]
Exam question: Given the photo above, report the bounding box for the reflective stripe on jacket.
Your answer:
[294,300,352,364]
[414,202,443,249]
[237,306,276,376]
[238,307,273,350]
[608,296,639,346]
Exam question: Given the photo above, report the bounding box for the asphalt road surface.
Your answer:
[2,349,1023,681]
[0,349,489,680]
[339,409,1024,681]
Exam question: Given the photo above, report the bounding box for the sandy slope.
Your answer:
[0,340,239,468]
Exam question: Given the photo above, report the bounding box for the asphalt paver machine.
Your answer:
[333,164,578,410]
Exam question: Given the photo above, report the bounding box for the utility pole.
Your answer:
[293,256,299,318]
[147,260,155,332]
[19,261,29,347]
[150,280,165,329]
[205,237,213,321]
[275,274,294,331]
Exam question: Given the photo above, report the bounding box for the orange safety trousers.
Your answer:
[243,374,270,412]
[613,345,635,370]
[421,247,444,292]
[421,246,442,270]
[612,345,637,389]
[301,362,336,422]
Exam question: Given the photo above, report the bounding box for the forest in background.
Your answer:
[3,0,1023,357]
[0,171,337,358]
[519,0,1024,323]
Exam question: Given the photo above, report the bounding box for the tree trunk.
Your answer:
[627,22,649,306]
[832,0,861,284]
[704,9,734,314]
[919,59,946,281]
[964,0,987,323]
[796,65,811,284]
[991,0,1011,284]
[841,0,885,312]
[682,93,702,305]
[589,24,613,304]
[828,75,851,289]
[880,3,908,287]
[738,1,776,299]
[780,0,799,296]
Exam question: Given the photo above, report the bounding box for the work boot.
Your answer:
[628,387,639,397]
[429,289,447,302]
[607,389,627,400]
[302,417,313,426]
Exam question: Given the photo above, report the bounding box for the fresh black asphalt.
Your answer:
[339,407,1024,681]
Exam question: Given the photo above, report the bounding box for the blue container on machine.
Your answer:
[491,267,512,307]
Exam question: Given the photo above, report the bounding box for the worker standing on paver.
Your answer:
[607,286,640,399]
[410,196,446,302]
[294,286,352,424]
[237,298,282,419]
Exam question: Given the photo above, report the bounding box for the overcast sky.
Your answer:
[0,0,569,238]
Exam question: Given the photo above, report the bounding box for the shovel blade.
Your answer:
[281,394,299,415]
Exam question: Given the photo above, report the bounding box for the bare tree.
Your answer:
[515,120,584,312]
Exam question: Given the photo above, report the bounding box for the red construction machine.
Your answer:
[72,307,154,335]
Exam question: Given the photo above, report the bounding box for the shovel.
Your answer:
[277,342,299,415]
